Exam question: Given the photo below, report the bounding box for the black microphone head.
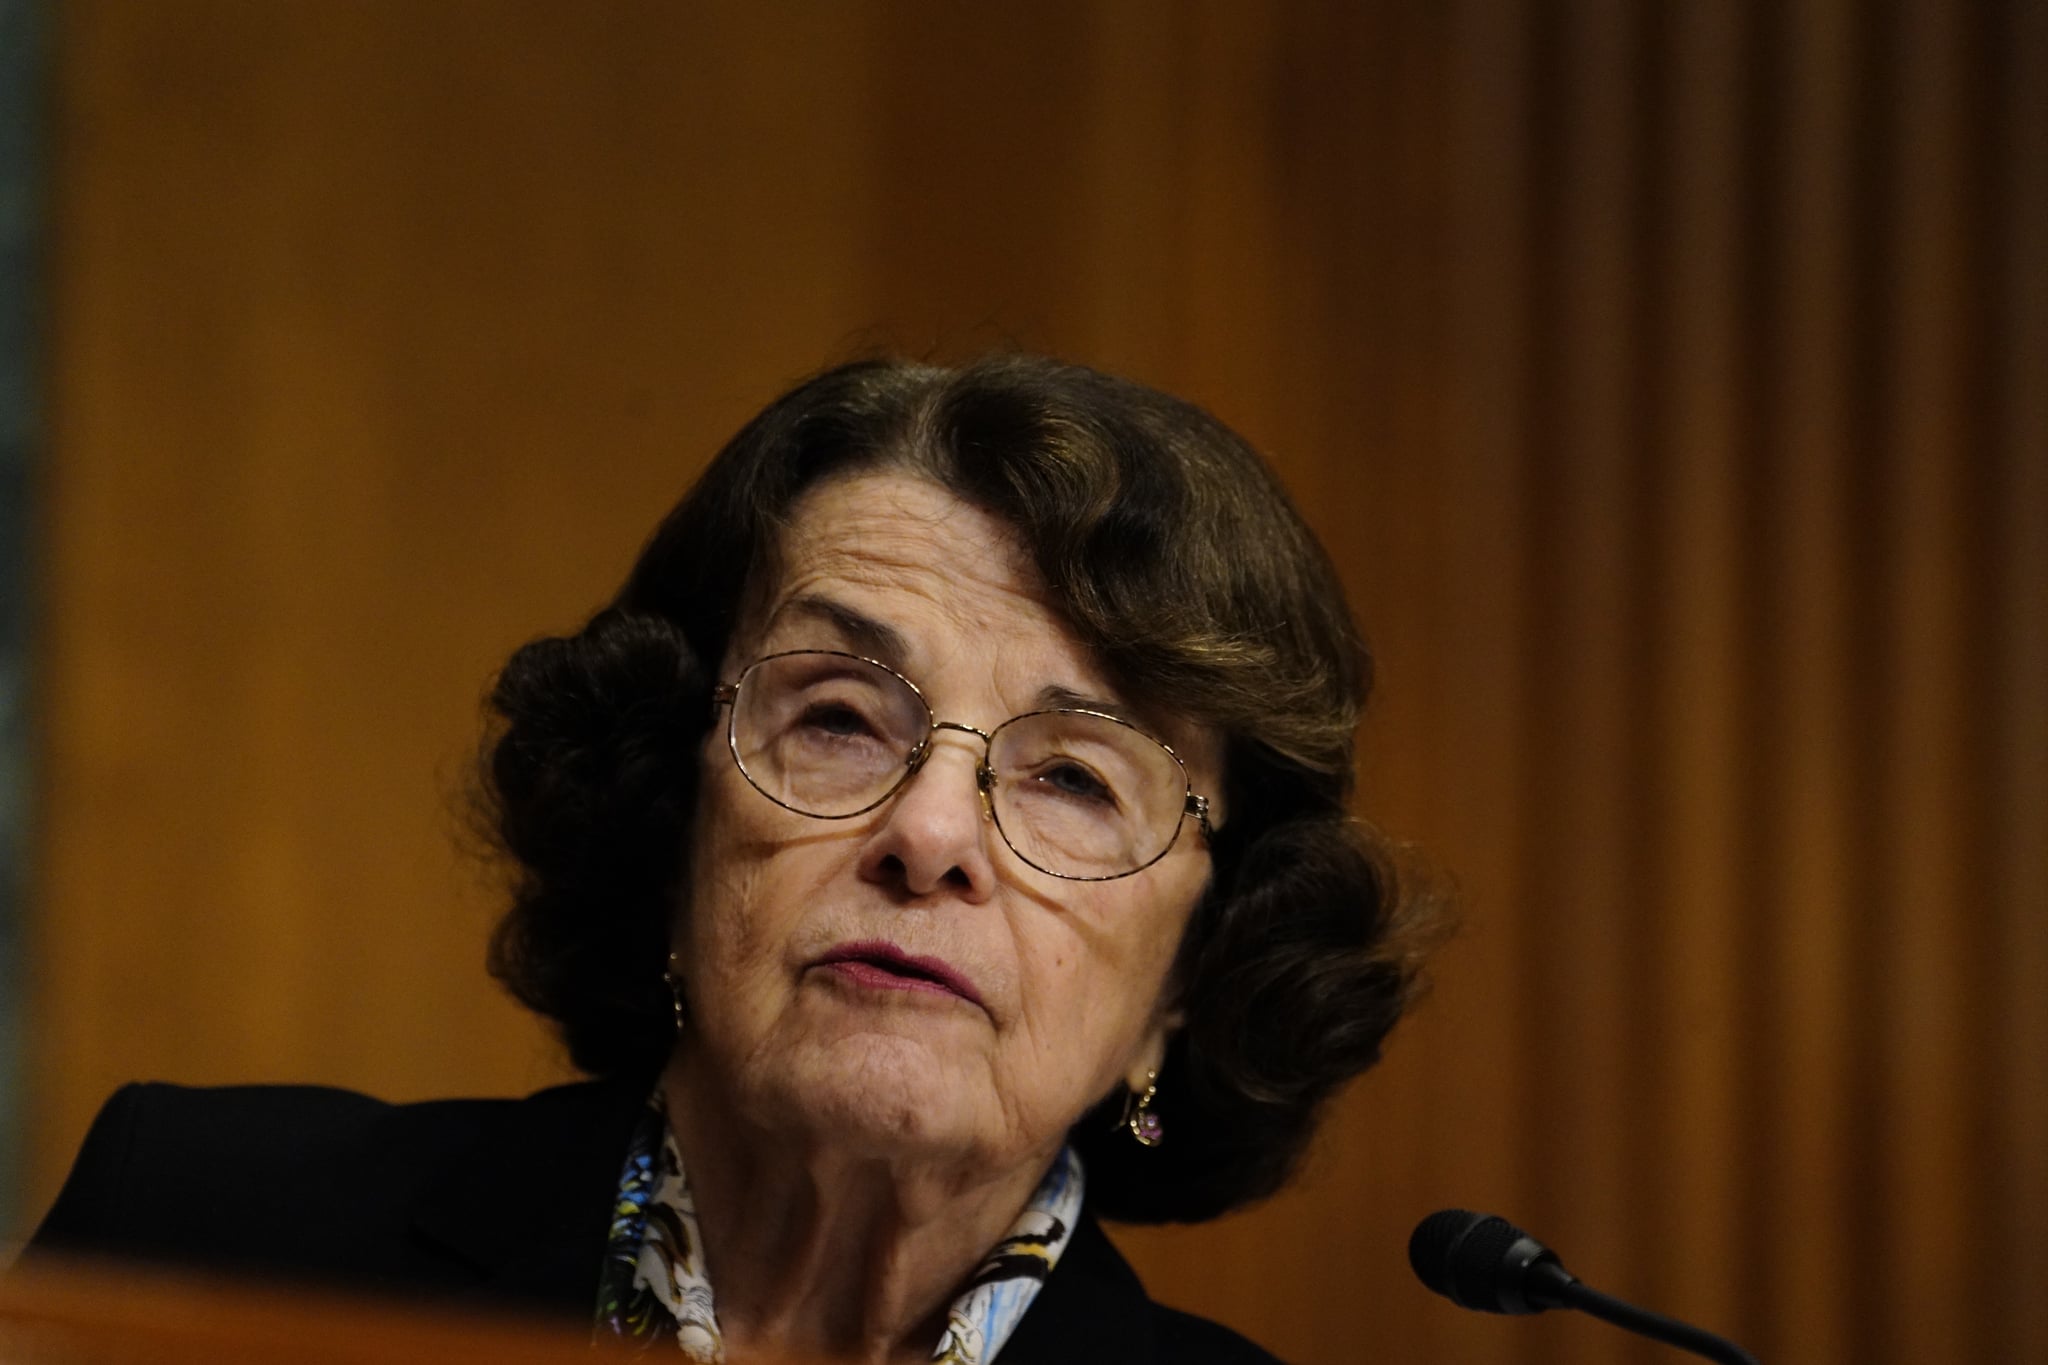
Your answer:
[1408,1209,1574,1315]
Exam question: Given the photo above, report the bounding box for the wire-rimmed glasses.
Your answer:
[712,650,1213,881]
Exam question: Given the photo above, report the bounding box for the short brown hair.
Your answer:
[481,355,1448,1222]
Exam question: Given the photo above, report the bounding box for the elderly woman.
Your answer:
[31,356,1443,1363]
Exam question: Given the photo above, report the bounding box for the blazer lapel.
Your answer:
[408,1074,654,1317]
[996,1214,1157,1363]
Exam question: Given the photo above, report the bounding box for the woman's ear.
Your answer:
[1126,1007,1184,1092]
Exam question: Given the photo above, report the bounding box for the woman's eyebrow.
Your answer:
[773,594,910,667]
[772,597,1149,726]
[1036,682,1139,726]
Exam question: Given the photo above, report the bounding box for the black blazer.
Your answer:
[25,1078,1280,1364]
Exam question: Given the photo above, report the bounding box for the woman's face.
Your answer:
[673,469,1220,1176]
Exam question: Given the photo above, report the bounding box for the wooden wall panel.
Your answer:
[1994,8,2048,1362]
[1880,6,1978,1358]
[1756,4,1857,1358]
[23,3,2046,1363]
[1648,0,1749,1340]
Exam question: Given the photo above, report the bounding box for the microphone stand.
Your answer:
[1551,1279,1761,1365]
[1410,1209,1765,1364]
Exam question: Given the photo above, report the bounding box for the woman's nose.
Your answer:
[855,732,998,900]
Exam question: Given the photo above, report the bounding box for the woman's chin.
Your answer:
[763,1033,1008,1163]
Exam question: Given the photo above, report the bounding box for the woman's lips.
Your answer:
[814,940,984,1007]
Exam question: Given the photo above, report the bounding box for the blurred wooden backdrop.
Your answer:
[22,3,2046,1363]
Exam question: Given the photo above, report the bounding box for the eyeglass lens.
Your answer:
[728,652,1191,879]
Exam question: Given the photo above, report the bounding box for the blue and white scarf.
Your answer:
[595,1094,1085,1364]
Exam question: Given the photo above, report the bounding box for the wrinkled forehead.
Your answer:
[729,469,1047,661]
[737,472,1093,692]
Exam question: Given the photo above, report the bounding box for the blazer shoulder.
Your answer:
[1151,1305,1289,1365]
[1001,1213,1287,1365]
[25,1080,513,1273]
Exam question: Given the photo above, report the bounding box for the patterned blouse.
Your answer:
[594,1093,1086,1363]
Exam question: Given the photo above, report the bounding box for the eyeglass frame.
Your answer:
[710,648,1215,882]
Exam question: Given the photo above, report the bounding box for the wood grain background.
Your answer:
[23,3,2046,1363]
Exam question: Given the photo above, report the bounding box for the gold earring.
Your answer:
[1119,1069,1164,1147]
[662,952,685,1034]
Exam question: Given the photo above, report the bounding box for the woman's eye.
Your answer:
[796,701,875,738]
[1038,761,1116,805]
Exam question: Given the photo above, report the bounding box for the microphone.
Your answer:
[1408,1209,1761,1365]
